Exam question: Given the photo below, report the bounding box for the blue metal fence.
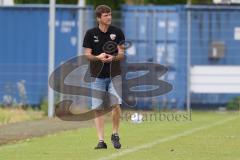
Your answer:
[187,5,240,108]
[0,4,240,109]
[122,5,240,109]
[0,5,94,106]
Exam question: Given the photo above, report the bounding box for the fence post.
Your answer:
[187,0,192,112]
[48,0,56,118]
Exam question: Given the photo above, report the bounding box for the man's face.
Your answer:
[98,12,112,25]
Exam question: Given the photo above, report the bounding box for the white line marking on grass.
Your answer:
[98,116,238,160]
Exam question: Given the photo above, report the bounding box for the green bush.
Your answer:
[40,98,48,115]
[227,96,240,111]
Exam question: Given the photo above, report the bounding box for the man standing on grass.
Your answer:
[83,5,125,149]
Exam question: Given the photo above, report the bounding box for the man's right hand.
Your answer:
[96,53,108,63]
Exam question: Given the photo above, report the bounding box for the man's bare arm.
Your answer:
[84,48,99,61]
[84,48,108,63]
[112,44,125,61]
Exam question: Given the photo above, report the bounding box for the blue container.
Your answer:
[122,5,185,109]
[122,5,152,41]
[0,5,94,105]
[1,4,240,110]
[122,5,240,110]
[187,5,240,107]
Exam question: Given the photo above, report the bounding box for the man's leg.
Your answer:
[111,104,122,149]
[112,104,121,134]
[109,75,122,149]
[94,111,107,149]
[91,77,108,149]
[94,110,105,141]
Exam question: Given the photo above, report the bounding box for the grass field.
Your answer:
[0,111,239,160]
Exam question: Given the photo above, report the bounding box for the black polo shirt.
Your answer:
[83,25,125,78]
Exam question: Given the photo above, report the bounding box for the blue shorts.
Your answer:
[91,75,122,109]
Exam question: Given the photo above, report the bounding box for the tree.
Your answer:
[14,0,213,7]
[14,0,124,10]
[125,0,212,5]
[86,0,125,10]
[14,0,78,4]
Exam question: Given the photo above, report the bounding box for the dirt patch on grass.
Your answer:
[0,117,94,145]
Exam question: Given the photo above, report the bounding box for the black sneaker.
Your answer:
[94,141,107,149]
[111,133,121,149]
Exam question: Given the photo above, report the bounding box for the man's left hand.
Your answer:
[105,54,114,63]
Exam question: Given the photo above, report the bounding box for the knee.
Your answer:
[94,110,104,117]
[112,105,121,115]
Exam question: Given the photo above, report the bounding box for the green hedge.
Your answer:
[227,96,240,111]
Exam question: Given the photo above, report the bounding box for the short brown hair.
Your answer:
[95,5,111,18]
